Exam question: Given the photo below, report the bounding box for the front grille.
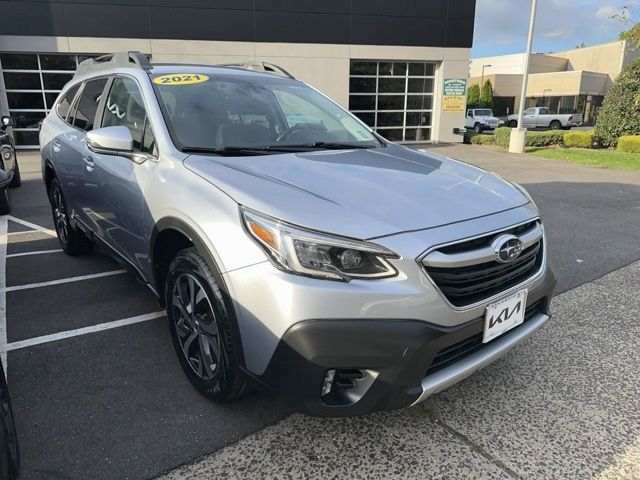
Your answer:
[423,222,543,307]
[425,299,545,377]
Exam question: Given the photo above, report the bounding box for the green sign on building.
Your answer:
[444,78,467,96]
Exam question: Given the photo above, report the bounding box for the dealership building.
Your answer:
[469,40,639,124]
[0,0,476,148]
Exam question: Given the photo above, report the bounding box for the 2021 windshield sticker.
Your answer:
[152,74,209,85]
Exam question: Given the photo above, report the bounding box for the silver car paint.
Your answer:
[40,65,549,379]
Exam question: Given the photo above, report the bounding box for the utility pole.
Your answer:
[509,0,538,153]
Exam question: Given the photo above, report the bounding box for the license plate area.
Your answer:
[483,289,528,343]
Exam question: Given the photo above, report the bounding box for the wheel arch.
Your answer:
[151,216,247,367]
[43,159,56,195]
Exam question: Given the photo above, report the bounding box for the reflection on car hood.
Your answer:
[184,145,529,239]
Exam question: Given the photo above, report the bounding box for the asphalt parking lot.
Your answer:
[5,147,640,479]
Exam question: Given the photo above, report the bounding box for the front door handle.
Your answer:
[83,155,95,172]
[52,139,61,152]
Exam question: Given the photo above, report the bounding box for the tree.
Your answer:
[467,84,480,107]
[620,22,640,49]
[595,57,640,146]
[480,79,493,108]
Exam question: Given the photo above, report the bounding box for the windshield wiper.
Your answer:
[181,146,273,156]
[264,142,374,151]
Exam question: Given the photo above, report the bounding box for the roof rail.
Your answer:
[219,61,295,79]
[74,51,152,77]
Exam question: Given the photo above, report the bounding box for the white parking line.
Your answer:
[6,215,57,237]
[2,269,126,293]
[7,249,63,258]
[6,311,166,351]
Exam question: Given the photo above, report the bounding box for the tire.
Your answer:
[166,247,248,402]
[49,178,92,255]
[8,159,20,189]
[508,120,518,128]
[474,123,482,133]
[549,120,562,130]
[0,190,10,215]
[0,365,20,480]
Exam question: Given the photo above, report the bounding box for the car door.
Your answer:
[53,78,109,230]
[523,108,537,128]
[89,75,156,274]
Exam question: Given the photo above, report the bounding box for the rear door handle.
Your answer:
[83,155,95,172]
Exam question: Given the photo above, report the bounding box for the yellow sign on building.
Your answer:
[443,95,465,112]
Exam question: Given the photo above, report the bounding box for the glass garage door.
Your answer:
[349,60,435,142]
[0,53,101,148]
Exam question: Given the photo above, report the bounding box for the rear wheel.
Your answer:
[0,189,10,215]
[8,159,20,189]
[166,247,248,402]
[49,178,92,255]
[509,120,518,128]
[549,120,562,130]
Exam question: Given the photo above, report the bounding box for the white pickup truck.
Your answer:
[464,109,504,133]
[507,107,583,130]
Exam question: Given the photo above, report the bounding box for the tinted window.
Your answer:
[70,78,107,131]
[57,85,80,120]
[538,107,549,115]
[102,77,155,153]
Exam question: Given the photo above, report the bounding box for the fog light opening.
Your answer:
[320,368,378,406]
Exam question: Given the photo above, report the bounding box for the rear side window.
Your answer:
[69,78,108,131]
[102,77,155,154]
[56,84,80,120]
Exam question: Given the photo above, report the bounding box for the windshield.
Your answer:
[475,109,493,116]
[152,72,381,152]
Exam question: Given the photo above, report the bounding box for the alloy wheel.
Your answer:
[171,273,226,381]
[52,187,69,244]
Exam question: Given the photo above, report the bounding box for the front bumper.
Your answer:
[245,264,557,416]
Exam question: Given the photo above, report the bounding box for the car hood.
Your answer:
[184,145,529,239]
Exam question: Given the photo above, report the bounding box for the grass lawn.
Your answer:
[527,147,640,170]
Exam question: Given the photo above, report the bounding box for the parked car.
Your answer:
[39,52,556,416]
[0,360,20,480]
[0,116,22,214]
[507,107,582,130]
[465,108,504,133]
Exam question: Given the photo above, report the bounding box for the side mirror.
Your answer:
[86,126,133,153]
[1,116,15,128]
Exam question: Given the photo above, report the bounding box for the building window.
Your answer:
[0,53,103,148]
[349,60,435,142]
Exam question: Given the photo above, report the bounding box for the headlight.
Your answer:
[242,208,399,281]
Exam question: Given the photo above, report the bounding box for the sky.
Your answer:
[471,0,637,58]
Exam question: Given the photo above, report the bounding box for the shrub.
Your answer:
[563,130,595,148]
[495,127,511,148]
[617,135,640,153]
[493,127,566,149]
[470,134,496,145]
[595,57,640,147]
[525,130,565,147]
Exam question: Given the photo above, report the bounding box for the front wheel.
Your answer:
[166,247,248,402]
[49,178,92,255]
[474,123,482,133]
[508,120,518,128]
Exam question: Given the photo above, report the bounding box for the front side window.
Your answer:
[152,73,380,152]
[57,84,80,121]
[70,78,108,131]
[102,77,155,154]
[524,108,535,115]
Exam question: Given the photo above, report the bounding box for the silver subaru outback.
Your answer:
[39,52,556,416]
